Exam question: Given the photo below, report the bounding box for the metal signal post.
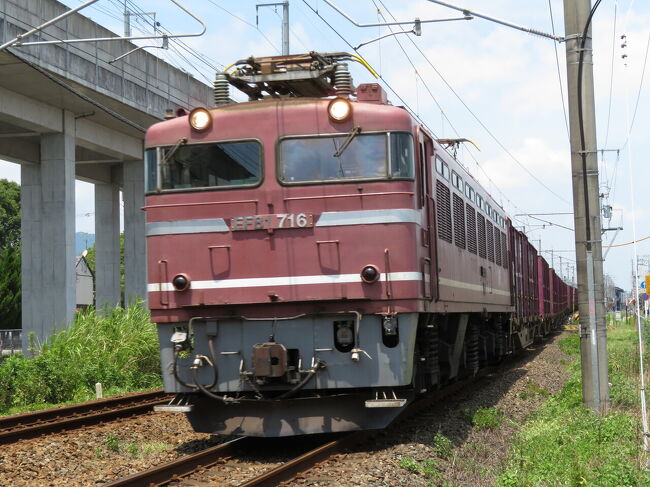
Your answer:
[563,0,610,413]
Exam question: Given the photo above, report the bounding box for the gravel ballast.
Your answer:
[0,332,571,486]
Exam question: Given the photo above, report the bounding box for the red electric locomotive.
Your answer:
[145,52,575,437]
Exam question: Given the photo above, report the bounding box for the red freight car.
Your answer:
[145,53,575,437]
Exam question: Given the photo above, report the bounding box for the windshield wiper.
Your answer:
[333,126,361,158]
[161,137,187,166]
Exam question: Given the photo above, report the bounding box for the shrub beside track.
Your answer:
[0,305,161,414]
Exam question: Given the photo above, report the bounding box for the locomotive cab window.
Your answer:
[146,140,262,192]
[278,132,413,183]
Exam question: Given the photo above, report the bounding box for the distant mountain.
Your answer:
[76,232,95,254]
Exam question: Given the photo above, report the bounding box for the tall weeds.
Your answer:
[0,305,161,413]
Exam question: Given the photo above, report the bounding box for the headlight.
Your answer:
[328,98,352,122]
[188,107,212,132]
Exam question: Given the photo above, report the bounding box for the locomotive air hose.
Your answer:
[274,359,326,400]
[172,335,219,390]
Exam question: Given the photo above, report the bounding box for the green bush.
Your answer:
[0,304,161,413]
[432,432,453,459]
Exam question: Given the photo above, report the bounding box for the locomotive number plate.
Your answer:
[230,213,314,231]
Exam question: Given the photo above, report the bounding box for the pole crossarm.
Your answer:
[426,0,565,42]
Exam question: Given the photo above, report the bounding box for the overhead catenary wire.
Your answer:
[547,0,570,141]
[204,0,281,53]
[372,0,570,206]
[371,0,526,216]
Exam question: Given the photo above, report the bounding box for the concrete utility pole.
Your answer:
[563,0,610,413]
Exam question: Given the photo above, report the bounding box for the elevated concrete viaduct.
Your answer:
[0,0,212,350]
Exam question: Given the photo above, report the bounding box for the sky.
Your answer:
[1,0,648,291]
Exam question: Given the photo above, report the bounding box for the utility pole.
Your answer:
[563,0,609,413]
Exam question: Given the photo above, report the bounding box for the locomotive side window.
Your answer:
[145,148,158,192]
[435,156,444,175]
[158,140,262,191]
[390,133,415,179]
[278,132,413,183]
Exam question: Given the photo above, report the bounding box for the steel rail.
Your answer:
[0,389,170,444]
[102,437,252,487]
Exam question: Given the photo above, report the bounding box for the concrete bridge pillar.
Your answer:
[21,110,76,351]
[123,160,147,305]
[94,181,121,309]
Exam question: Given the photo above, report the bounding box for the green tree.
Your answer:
[84,234,125,304]
[0,246,21,329]
[0,179,20,249]
[0,179,20,329]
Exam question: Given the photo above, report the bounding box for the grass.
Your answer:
[472,407,505,430]
[96,433,172,458]
[496,317,650,487]
[398,456,441,484]
[0,304,162,414]
[432,432,453,460]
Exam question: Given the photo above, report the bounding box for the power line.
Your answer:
[299,1,436,141]
[204,0,280,53]
[547,0,570,141]
[623,30,650,147]
[603,0,618,148]
[372,0,570,206]
[371,0,526,216]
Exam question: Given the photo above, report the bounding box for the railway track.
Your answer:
[101,381,471,487]
[100,334,560,487]
[0,389,171,444]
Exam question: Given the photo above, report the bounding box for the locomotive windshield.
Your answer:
[146,140,262,192]
[279,132,414,183]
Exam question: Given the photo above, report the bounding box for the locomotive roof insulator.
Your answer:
[213,72,231,106]
[333,62,353,97]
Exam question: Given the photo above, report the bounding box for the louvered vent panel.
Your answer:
[494,228,502,266]
[486,221,495,262]
[436,180,452,243]
[501,231,508,268]
[466,204,477,254]
[477,214,486,258]
[453,193,465,249]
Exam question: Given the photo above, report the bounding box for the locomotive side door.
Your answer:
[417,129,438,302]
